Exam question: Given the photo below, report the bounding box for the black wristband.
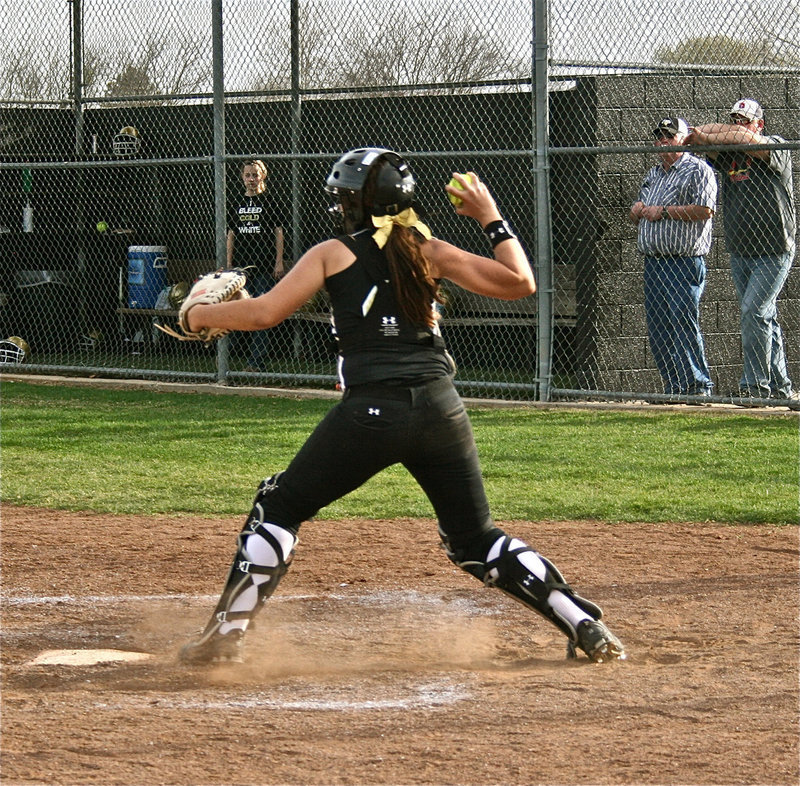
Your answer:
[483,219,516,249]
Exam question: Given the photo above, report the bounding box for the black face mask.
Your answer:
[327,201,368,235]
[327,202,344,231]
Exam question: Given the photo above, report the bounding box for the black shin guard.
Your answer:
[485,536,602,640]
[203,522,293,631]
[198,477,297,641]
[440,528,602,641]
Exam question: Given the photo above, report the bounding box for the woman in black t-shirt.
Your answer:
[227,159,286,370]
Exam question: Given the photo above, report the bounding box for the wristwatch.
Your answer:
[660,205,669,220]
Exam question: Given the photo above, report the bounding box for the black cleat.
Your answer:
[179,629,245,665]
[567,619,626,663]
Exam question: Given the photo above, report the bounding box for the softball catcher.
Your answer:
[174,148,626,666]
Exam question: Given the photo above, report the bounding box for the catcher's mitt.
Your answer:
[155,268,250,343]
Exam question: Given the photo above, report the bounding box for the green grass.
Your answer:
[1,380,797,524]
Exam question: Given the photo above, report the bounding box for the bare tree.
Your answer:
[82,46,113,98]
[0,27,211,102]
[4,2,523,101]
[105,64,158,98]
[102,30,211,99]
[339,9,526,90]
[245,4,355,92]
[0,48,70,101]
[248,0,527,94]
[754,0,800,67]
[657,35,757,66]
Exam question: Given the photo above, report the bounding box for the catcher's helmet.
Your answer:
[113,126,141,158]
[0,336,30,364]
[325,148,416,231]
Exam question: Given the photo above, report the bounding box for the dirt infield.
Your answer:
[2,505,798,786]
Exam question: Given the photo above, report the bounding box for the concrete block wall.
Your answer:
[579,74,799,396]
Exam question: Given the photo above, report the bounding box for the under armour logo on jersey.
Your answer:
[380,316,400,337]
[368,407,381,416]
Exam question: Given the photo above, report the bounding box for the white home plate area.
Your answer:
[28,649,154,666]
[15,588,502,713]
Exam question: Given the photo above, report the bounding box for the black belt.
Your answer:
[344,376,452,402]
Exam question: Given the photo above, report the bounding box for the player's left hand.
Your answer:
[156,268,250,343]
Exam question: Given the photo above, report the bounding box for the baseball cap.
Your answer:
[653,117,689,138]
[730,98,763,122]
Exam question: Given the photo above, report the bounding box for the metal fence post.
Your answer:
[212,0,229,383]
[533,0,554,402]
[70,0,89,336]
[290,0,303,265]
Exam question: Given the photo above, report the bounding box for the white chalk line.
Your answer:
[3,592,237,607]
[1,588,499,614]
[95,678,471,712]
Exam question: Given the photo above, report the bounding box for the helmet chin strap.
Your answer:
[343,214,365,235]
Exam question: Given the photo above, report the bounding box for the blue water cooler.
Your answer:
[127,246,167,308]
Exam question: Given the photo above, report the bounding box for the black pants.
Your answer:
[258,376,495,550]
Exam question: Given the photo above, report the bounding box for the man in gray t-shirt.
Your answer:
[690,99,797,404]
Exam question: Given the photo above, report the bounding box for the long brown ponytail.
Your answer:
[361,160,443,328]
[384,226,444,328]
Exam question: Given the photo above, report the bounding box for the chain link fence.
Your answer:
[1,0,798,407]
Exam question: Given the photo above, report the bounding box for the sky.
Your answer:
[2,0,797,98]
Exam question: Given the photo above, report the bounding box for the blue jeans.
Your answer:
[246,271,277,370]
[730,250,795,397]
[644,255,713,395]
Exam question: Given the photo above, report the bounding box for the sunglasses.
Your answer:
[730,115,752,126]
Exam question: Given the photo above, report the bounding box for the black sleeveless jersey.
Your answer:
[325,230,452,388]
